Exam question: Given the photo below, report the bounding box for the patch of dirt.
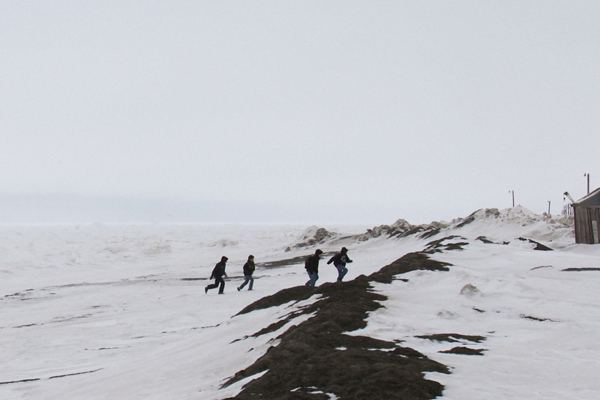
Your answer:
[236,286,316,316]
[439,347,486,356]
[419,227,441,239]
[423,236,469,253]
[563,267,600,272]
[531,265,553,271]
[517,237,553,251]
[246,309,310,340]
[0,378,41,385]
[416,334,486,344]
[223,252,454,400]
[258,254,335,270]
[520,314,556,322]
[369,252,451,284]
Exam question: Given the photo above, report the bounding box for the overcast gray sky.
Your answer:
[1,1,599,224]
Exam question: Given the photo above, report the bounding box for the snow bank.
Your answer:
[446,206,574,246]
[2,208,595,400]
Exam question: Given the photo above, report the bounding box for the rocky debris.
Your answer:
[416,334,486,344]
[285,226,336,252]
[358,219,447,241]
[223,251,455,400]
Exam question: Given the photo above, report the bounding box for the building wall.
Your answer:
[574,206,600,244]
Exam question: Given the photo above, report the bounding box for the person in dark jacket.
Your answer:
[205,256,228,294]
[305,249,323,287]
[327,247,353,282]
[238,255,255,291]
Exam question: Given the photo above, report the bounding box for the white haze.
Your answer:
[1,2,600,224]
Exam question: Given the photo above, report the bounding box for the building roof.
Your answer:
[575,187,600,208]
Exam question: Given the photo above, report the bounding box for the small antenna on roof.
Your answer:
[564,192,575,203]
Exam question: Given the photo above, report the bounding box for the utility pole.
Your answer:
[509,190,514,207]
[548,201,551,216]
[584,173,590,194]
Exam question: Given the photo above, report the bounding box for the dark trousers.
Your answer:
[206,276,225,294]
[305,270,318,287]
[335,264,348,282]
[239,275,254,290]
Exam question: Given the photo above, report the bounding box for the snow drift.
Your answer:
[2,207,599,400]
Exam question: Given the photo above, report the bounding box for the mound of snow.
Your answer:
[448,206,574,246]
[285,226,336,251]
[357,206,574,248]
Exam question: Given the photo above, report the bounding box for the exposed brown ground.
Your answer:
[221,251,458,400]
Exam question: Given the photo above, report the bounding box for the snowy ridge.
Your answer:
[353,206,574,249]
[1,208,598,400]
[447,206,575,244]
[284,225,337,251]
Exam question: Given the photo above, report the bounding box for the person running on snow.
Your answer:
[206,256,228,294]
[305,249,323,287]
[327,247,353,282]
[238,255,255,291]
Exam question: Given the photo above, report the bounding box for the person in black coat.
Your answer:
[305,249,323,287]
[238,255,255,291]
[206,256,228,294]
[327,247,353,282]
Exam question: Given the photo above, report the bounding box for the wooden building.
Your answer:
[573,188,600,244]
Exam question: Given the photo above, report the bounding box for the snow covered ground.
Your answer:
[1,208,599,399]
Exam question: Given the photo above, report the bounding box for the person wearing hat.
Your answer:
[238,255,255,291]
[206,256,228,294]
[327,247,353,282]
[304,249,323,287]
